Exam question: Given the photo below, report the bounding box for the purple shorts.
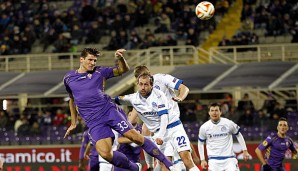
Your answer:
[88,106,133,145]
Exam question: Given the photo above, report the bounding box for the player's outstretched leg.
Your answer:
[96,138,140,171]
[123,129,174,169]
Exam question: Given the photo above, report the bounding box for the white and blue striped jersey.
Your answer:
[152,73,182,119]
[198,118,241,159]
[116,88,177,133]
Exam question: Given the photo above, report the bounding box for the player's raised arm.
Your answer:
[173,83,189,102]
[113,49,129,76]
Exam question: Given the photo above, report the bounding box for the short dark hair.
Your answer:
[137,73,154,86]
[279,117,288,122]
[134,65,149,78]
[208,103,221,111]
[81,47,101,58]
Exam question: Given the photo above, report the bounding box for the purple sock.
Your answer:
[111,151,139,171]
[141,138,173,169]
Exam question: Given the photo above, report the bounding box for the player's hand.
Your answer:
[243,150,250,161]
[115,49,126,59]
[172,97,182,102]
[200,160,208,169]
[84,153,90,160]
[262,164,272,171]
[155,138,163,145]
[64,124,76,138]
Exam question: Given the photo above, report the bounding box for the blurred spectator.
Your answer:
[265,15,283,36]
[290,22,298,43]
[254,5,269,29]
[226,106,241,123]
[6,112,17,131]
[237,93,255,112]
[185,28,199,46]
[23,25,36,46]
[285,91,297,112]
[43,110,53,126]
[254,109,269,127]
[80,4,97,22]
[215,0,229,15]
[70,24,84,45]
[52,33,71,53]
[0,110,8,128]
[238,109,254,126]
[103,30,119,50]
[117,29,128,48]
[154,13,171,33]
[41,28,58,52]
[0,44,10,56]
[124,30,142,50]
[241,18,254,33]
[262,93,277,115]
[85,21,102,44]
[272,102,287,118]
[241,4,253,21]
[15,115,30,136]
[52,109,65,126]
[194,101,208,124]
[29,121,41,136]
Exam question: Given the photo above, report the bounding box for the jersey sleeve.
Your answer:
[288,138,297,154]
[257,135,272,151]
[198,124,206,142]
[228,119,241,135]
[99,66,117,79]
[156,90,169,116]
[159,74,183,90]
[63,74,72,94]
[115,94,134,106]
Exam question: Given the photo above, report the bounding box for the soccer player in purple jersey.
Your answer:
[79,129,99,171]
[255,117,297,171]
[63,48,174,171]
[114,111,143,171]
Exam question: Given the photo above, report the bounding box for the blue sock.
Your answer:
[111,151,138,171]
[141,138,173,169]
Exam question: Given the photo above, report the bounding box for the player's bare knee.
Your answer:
[124,129,144,145]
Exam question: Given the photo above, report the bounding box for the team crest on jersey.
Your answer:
[87,73,92,79]
[152,102,157,108]
[221,126,227,132]
[154,85,160,90]
[207,134,212,138]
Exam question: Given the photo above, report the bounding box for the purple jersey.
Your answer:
[64,66,133,144]
[114,124,142,171]
[257,132,297,169]
[64,66,116,128]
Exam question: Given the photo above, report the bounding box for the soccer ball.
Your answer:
[195,1,215,20]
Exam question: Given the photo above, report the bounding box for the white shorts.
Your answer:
[154,122,191,157]
[208,158,239,171]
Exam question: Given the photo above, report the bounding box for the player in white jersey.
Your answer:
[198,103,250,171]
[133,65,200,171]
[116,73,200,171]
